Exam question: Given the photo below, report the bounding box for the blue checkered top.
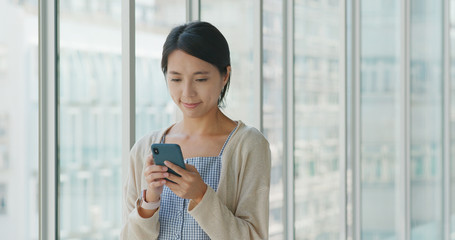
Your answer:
[157,125,237,240]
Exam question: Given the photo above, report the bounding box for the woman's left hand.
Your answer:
[164,161,207,204]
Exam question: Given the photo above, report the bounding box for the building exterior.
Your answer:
[1,0,455,239]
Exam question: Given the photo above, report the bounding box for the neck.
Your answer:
[177,108,231,136]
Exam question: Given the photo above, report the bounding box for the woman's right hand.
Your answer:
[143,154,169,203]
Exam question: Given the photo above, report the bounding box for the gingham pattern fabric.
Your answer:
[158,126,237,240]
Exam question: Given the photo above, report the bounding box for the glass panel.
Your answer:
[59,0,122,238]
[263,0,284,238]
[200,0,259,128]
[135,0,185,139]
[360,0,401,239]
[294,0,343,239]
[346,0,354,238]
[451,0,455,237]
[0,0,39,239]
[410,0,443,239]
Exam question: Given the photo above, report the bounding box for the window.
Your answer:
[360,0,401,238]
[135,0,185,138]
[59,1,122,238]
[201,0,260,128]
[410,0,443,239]
[0,0,39,239]
[294,0,343,238]
[4,1,455,239]
[263,0,284,238]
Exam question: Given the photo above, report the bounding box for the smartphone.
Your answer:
[151,143,186,178]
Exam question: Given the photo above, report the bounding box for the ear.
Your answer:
[223,66,231,86]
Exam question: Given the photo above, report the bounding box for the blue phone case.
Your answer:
[151,143,186,177]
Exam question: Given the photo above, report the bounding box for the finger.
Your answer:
[166,172,183,184]
[147,172,169,182]
[144,165,168,176]
[165,180,179,191]
[184,164,197,173]
[145,154,155,166]
[164,161,185,176]
[149,179,166,188]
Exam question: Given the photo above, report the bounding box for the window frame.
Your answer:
[36,0,453,239]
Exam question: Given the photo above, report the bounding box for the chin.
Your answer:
[178,104,219,119]
[179,108,202,118]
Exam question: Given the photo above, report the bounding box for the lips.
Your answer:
[182,102,200,109]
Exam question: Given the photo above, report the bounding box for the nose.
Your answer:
[182,80,196,97]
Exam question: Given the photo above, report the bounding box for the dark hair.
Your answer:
[161,21,231,107]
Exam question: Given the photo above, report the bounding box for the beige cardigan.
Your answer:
[120,121,271,240]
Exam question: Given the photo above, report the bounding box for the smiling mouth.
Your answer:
[182,102,200,109]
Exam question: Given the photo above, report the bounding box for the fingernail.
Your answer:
[164,173,169,177]
[162,166,167,171]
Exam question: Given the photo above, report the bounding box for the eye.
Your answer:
[196,78,208,82]
[170,78,181,82]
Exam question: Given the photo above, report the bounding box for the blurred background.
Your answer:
[0,0,454,239]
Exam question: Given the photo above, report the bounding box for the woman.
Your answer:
[121,21,271,240]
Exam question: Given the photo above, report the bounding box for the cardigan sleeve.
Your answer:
[120,138,161,240]
[188,137,271,240]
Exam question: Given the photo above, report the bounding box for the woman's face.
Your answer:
[166,50,229,119]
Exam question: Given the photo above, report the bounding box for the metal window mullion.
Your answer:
[39,0,58,239]
[400,0,411,239]
[340,0,347,239]
[283,0,295,239]
[121,0,135,183]
[257,0,264,132]
[443,0,451,239]
[353,0,361,239]
[186,0,201,22]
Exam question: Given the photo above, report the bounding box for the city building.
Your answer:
[1,0,454,239]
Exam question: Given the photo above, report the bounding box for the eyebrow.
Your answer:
[168,71,210,75]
